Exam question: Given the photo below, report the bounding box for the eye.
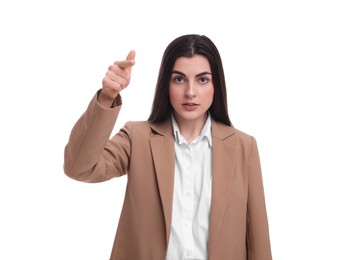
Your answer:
[198,76,210,84]
[172,75,185,84]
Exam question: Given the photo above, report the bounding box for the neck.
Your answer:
[175,114,208,144]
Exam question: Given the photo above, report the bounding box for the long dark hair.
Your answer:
[148,34,233,126]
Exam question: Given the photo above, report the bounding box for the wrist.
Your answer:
[97,91,118,108]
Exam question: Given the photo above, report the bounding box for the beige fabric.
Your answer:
[64,94,272,260]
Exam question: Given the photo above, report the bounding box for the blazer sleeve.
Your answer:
[63,92,131,183]
[246,136,273,260]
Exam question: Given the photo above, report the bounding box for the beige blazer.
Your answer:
[64,94,272,260]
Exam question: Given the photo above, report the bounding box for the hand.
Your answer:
[99,50,136,107]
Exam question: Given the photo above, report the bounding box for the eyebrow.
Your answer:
[171,70,212,77]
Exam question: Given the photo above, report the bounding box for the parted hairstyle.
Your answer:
[148,34,233,127]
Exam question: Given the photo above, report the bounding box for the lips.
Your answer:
[182,102,199,111]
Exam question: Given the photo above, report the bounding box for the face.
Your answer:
[169,54,214,126]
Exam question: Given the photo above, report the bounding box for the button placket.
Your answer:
[182,145,194,259]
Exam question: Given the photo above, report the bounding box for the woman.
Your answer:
[64,34,272,260]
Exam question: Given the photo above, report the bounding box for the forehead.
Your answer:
[173,54,211,73]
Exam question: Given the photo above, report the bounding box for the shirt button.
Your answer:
[183,251,192,258]
[185,191,192,198]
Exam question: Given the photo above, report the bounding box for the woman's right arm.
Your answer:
[63,51,136,182]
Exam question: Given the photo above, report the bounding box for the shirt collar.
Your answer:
[171,113,212,147]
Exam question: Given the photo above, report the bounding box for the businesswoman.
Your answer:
[64,34,272,260]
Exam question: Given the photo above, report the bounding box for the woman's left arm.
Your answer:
[246,136,273,260]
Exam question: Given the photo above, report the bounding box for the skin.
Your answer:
[98,50,136,107]
[169,55,214,143]
[98,52,214,144]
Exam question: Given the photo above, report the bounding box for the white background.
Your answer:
[1,0,341,259]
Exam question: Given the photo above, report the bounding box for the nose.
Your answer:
[185,82,196,98]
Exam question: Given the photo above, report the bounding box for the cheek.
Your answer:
[169,87,181,101]
[204,87,214,104]
[169,87,178,107]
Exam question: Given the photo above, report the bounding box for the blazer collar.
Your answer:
[150,119,173,137]
[149,119,175,245]
[150,117,236,139]
[211,119,236,140]
[209,121,237,255]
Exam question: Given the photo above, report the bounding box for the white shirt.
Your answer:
[166,114,212,260]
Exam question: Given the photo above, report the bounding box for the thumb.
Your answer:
[116,50,136,69]
[126,50,136,62]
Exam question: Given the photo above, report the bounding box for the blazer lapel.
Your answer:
[208,120,237,255]
[149,119,175,245]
